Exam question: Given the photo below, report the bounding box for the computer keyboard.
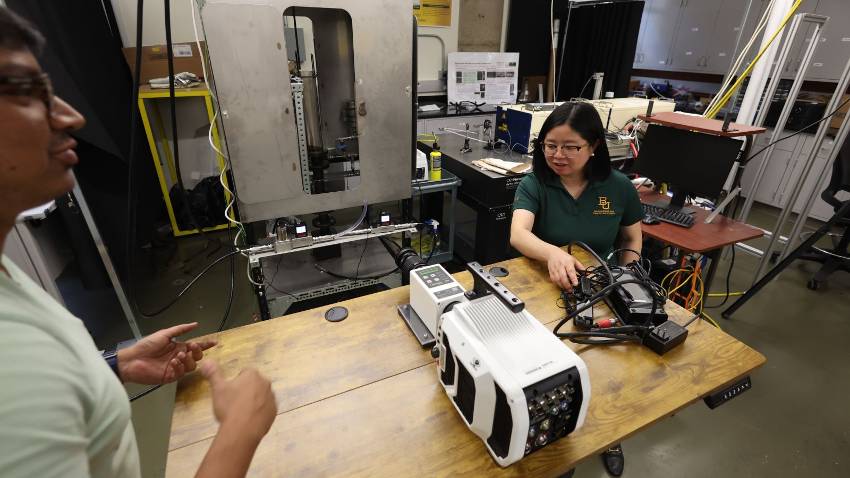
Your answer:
[642,203,695,228]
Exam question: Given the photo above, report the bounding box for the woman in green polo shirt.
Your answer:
[511,101,643,290]
[510,101,642,477]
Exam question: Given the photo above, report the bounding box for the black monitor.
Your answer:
[634,124,742,211]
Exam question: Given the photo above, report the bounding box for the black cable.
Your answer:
[681,313,700,328]
[706,194,742,309]
[129,384,161,402]
[133,234,232,399]
[424,229,439,264]
[353,230,370,280]
[568,241,612,282]
[313,230,437,282]
[215,226,236,332]
[554,4,572,100]
[556,331,644,346]
[164,0,182,206]
[315,264,399,282]
[607,247,651,274]
[137,249,241,318]
[164,0,192,230]
[576,74,594,99]
[132,242,234,398]
[291,8,302,76]
[266,255,298,299]
[553,278,662,335]
[556,258,667,339]
[706,245,736,309]
[743,95,850,165]
[164,0,212,240]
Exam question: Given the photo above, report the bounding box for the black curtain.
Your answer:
[7,0,160,283]
[507,0,644,101]
[506,0,551,83]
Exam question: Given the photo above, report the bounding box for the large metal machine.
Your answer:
[200,0,413,222]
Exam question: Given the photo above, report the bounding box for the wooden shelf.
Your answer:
[638,111,766,137]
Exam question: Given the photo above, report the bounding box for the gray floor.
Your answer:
[128,204,850,478]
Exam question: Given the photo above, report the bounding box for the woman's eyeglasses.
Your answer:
[0,73,53,110]
[543,142,589,155]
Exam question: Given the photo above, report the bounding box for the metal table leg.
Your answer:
[250,259,271,321]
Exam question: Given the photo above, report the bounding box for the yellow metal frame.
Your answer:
[137,85,232,237]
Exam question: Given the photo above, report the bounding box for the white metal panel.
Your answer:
[202,0,413,221]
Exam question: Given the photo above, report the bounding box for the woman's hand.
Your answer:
[547,248,586,291]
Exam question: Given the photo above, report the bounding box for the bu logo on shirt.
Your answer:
[593,196,616,216]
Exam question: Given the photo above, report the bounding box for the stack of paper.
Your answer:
[471,157,531,175]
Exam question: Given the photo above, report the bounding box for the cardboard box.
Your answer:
[122,42,207,84]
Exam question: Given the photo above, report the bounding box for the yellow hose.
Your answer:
[704,0,804,118]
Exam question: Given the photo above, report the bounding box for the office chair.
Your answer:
[799,135,850,290]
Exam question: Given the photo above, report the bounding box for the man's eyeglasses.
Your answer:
[543,142,589,155]
[0,73,53,110]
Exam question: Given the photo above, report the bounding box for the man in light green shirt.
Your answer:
[0,7,277,477]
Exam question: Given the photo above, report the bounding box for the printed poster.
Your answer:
[447,52,520,105]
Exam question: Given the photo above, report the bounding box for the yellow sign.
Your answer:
[414,0,452,27]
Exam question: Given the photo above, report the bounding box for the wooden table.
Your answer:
[639,189,763,293]
[165,249,765,477]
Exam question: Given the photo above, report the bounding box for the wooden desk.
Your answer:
[639,189,763,293]
[165,250,765,477]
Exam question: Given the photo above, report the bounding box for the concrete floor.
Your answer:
[127,204,850,478]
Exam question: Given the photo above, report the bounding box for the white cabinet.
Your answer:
[633,0,654,66]
[741,128,840,222]
[807,0,850,81]
[740,130,801,207]
[633,0,846,82]
[669,0,720,71]
[639,0,685,70]
[703,0,755,75]
[789,135,837,221]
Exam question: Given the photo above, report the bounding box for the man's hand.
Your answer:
[117,322,217,385]
[547,248,586,291]
[200,361,277,443]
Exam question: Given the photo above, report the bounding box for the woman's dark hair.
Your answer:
[0,7,45,55]
[531,101,611,184]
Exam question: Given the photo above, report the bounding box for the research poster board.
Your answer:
[413,0,452,27]
[447,52,520,105]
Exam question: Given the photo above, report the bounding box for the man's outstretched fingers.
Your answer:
[162,322,199,339]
